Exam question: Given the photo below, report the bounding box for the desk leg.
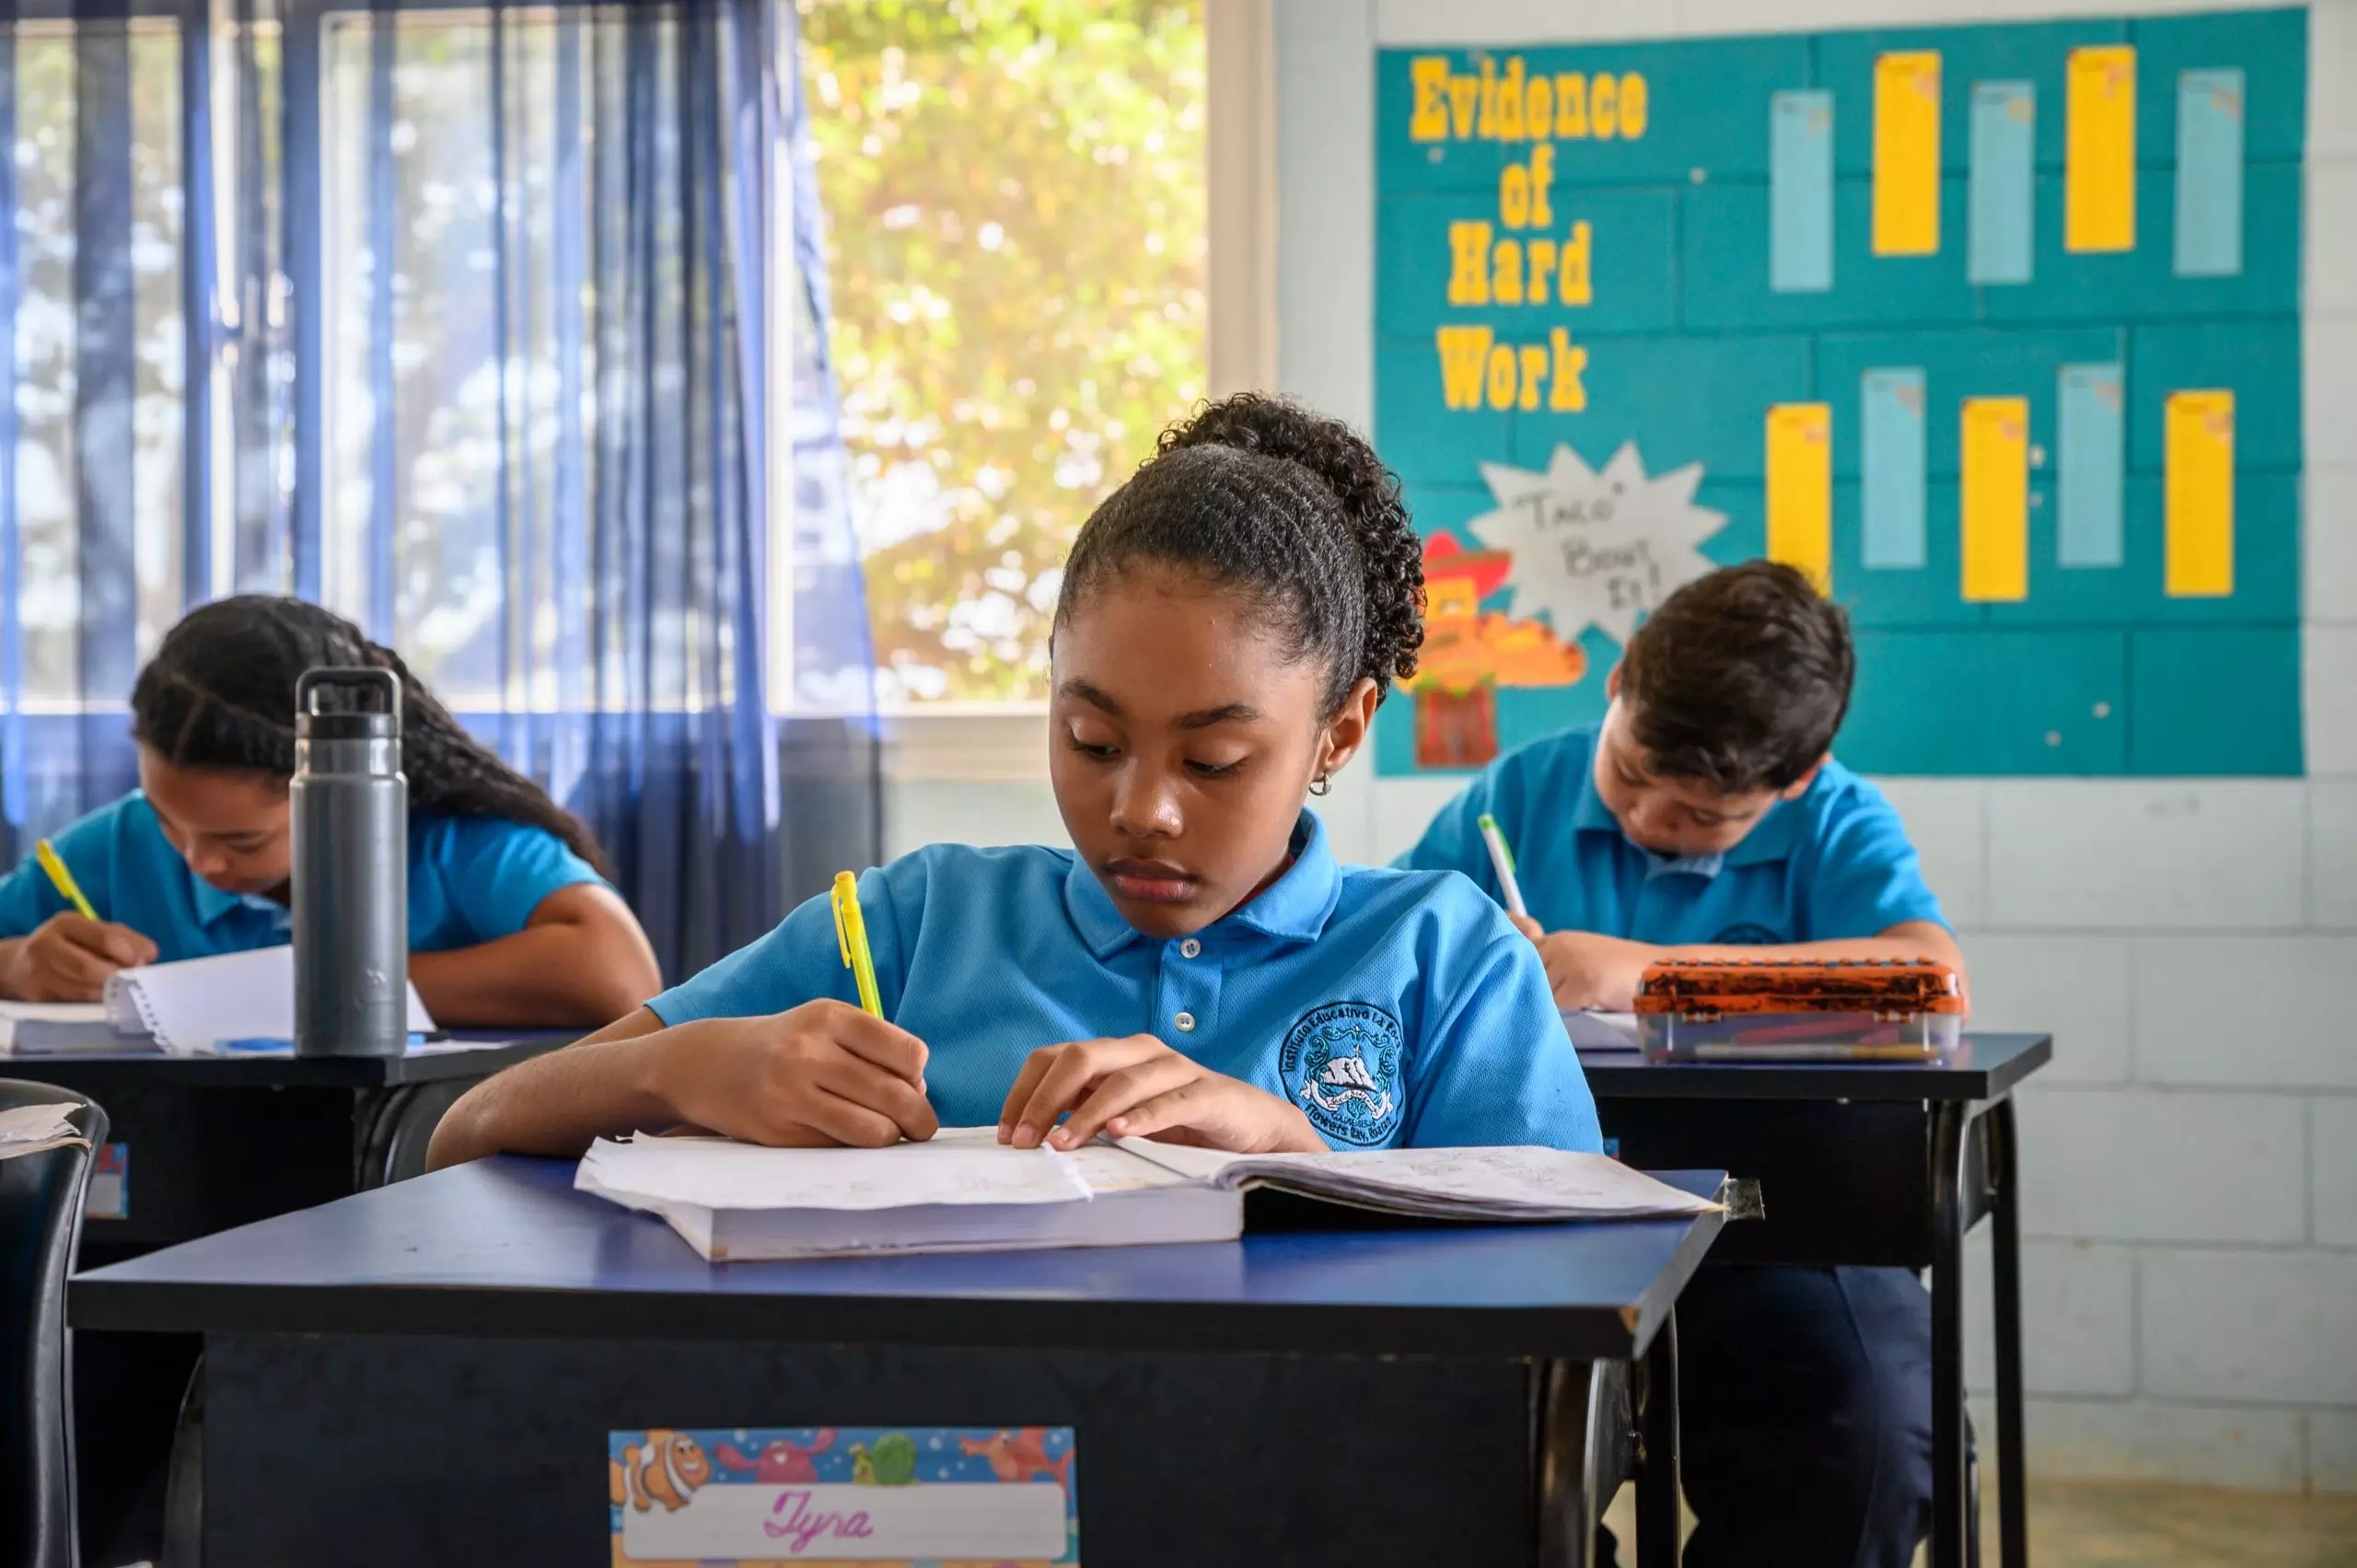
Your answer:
[1536,1359,1612,1568]
[354,1083,471,1190]
[352,1087,401,1191]
[161,1357,203,1568]
[1988,1098,2028,1568]
[1930,1101,1970,1568]
[1636,1311,1680,1568]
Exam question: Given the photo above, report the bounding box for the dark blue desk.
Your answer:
[10,1031,575,1556]
[1579,1031,2051,1568]
[6,1031,580,1241]
[73,1156,1727,1567]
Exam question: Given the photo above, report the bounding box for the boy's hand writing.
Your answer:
[1510,917,1657,1012]
[3,913,157,1002]
[999,1035,1328,1155]
[650,1001,939,1148]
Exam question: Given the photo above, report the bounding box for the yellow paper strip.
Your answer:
[1874,52,1942,256]
[2066,45,2136,253]
[1766,403,1833,594]
[1960,397,2029,603]
[2165,390,2235,598]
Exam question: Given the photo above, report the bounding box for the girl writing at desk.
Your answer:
[0,597,661,1028]
[429,395,1600,1166]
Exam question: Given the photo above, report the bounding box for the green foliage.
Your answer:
[800,0,1206,702]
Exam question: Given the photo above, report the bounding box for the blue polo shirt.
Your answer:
[1394,725,1945,946]
[650,812,1600,1152]
[0,791,606,960]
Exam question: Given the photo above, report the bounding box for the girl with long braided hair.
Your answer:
[0,597,658,1027]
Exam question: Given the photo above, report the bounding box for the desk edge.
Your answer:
[67,1275,1677,1363]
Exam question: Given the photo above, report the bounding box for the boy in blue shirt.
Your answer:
[1398,561,1962,1568]
[429,394,1600,1168]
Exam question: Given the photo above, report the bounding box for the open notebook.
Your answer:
[575,1126,1720,1262]
[0,946,437,1056]
[104,946,435,1053]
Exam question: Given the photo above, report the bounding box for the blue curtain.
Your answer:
[0,0,881,983]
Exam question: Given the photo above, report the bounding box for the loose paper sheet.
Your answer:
[1562,1010,1641,1049]
[0,1101,90,1161]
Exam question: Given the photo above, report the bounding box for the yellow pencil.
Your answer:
[830,870,882,1017]
[35,840,98,921]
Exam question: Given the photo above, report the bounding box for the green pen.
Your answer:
[1476,812,1528,919]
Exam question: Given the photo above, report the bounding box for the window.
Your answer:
[8,19,186,703]
[319,7,573,708]
[797,0,1209,707]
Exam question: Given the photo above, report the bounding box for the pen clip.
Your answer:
[831,884,853,968]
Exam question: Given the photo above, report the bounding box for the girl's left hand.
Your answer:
[998,1035,1328,1155]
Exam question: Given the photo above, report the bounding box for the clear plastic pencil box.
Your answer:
[1631,958,1965,1063]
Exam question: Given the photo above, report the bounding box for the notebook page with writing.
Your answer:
[576,1132,1095,1212]
[102,946,435,1054]
[1113,1138,1719,1221]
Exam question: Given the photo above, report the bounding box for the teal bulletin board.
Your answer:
[1373,8,2306,777]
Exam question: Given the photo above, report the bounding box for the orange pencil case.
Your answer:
[1631,958,1965,1063]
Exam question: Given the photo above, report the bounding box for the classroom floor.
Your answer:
[1960,1481,2357,1567]
[1600,1479,2357,1565]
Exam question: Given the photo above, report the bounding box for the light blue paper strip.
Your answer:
[2176,68,2245,277]
[1968,81,2035,285]
[1862,368,1928,569]
[1771,90,1833,294]
[2058,362,2125,568]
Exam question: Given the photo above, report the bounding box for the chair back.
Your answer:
[0,1080,107,1568]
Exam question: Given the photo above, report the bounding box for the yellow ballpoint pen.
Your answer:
[35,840,98,920]
[830,870,883,1017]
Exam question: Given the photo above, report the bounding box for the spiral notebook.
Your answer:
[99,946,435,1054]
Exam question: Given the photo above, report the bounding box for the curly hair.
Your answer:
[1053,393,1425,719]
[130,597,610,874]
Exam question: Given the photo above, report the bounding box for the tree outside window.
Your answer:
[799,0,1207,705]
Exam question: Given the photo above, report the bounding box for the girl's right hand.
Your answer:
[648,1001,939,1148]
[3,914,158,1002]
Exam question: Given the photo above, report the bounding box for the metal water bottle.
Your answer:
[292,667,409,1058]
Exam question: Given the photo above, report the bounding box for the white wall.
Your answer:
[1271,0,2357,1494]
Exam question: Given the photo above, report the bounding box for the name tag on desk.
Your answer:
[85,1143,129,1220]
[610,1425,1077,1563]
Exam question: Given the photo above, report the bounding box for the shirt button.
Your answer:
[1174,1011,1197,1033]
[1179,938,1202,958]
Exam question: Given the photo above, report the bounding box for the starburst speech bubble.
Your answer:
[1469,442,1728,645]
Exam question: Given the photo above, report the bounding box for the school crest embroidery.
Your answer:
[1280,1003,1405,1147]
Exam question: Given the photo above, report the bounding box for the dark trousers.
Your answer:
[1605,1264,1942,1568]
